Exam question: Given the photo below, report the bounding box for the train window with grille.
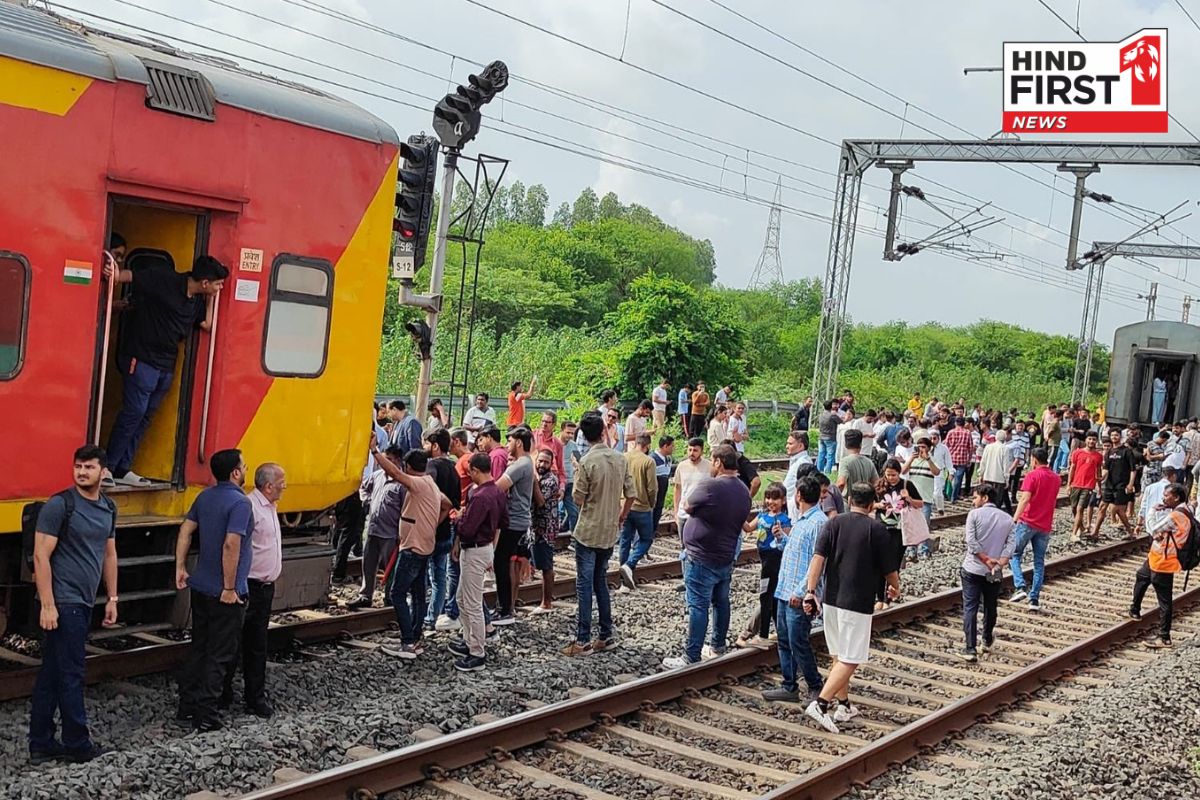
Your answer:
[261,255,333,377]
[0,252,30,379]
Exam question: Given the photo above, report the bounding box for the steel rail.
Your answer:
[0,490,1064,701]
[762,557,1198,799]
[0,544,761,702]
[233,535,1145,800]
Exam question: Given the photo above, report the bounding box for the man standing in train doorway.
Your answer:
[101,254,228,487]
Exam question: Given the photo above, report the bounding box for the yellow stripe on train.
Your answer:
[0,55,93,116]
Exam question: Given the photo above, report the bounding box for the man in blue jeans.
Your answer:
[1007,447,1059,612]
[29,445,118,763]
[619,434,659,590]
[421,429,461,630]
[816,400,839,475]
[562,411,636,656]
[368,446,451,659]
[101,253,226,487]
[762,476,825,701]
[664,444,752,668]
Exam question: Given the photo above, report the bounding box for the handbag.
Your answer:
[900,506,931,546]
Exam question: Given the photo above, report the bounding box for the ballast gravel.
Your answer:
[0,506,1126,798]
[847,636,1200,800]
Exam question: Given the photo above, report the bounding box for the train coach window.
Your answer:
[262,255,333,377]
[0,252,30,379]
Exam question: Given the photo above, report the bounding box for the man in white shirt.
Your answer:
[461,393,496,444]
[673,438,707,528]
[625,400,655,445]
[978,430,1013,512]
[854,409,877,457]
[651,379,670,434]
[728,402,749,454]
[1138,464,1177,533]
[222,462,285,718]
[783,430,813,520]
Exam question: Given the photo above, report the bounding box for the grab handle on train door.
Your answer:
[92,251,118,445]
[198,287,221,464]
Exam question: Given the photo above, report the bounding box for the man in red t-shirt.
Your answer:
[1066,431,1102,541]
[1008,447,1060,612]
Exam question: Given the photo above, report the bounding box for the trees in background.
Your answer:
[379,184,1109,412]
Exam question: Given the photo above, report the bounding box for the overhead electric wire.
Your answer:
[278,0,1193,265]
[458,0,836,147]
[60,2,1148,313]
[81,0,1083,276]
[1033,0,1200,141]
[656,0,1194,241]
[1176,0,1200,32]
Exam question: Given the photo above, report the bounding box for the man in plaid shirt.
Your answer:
[945,417,975,501]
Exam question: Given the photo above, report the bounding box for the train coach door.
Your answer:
[92,199,210,489]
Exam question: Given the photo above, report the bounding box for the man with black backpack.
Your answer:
[1130,482,1195,648]
[27,444,118,764]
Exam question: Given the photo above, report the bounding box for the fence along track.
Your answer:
[233,537,1178,800]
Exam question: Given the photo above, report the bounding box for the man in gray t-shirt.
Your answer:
[836,429,878,492]
[29,445,118,763]
[492,427,536,622]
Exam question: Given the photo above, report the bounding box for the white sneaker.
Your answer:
[662,655,694,669]
[1009,589,1028,603]
[116,470,153,486]
[434,615,461,632]
[619,563,636,590]
[1028,600,1041,612]
[833,703,860,723]
[805,700,840,733]
[701,644,726,661]
[528,605,554,616]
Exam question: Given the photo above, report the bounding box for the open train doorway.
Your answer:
[93,199,209,493]
[1106,321,1200,432]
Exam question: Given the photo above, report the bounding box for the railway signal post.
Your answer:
[400,60,509,417]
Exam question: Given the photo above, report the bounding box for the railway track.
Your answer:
[0,480,1063,703]
[230,535,1177,800]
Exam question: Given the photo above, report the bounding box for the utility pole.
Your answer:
[1183,295,1192,324]
[747,176,784,288]
[1058,163,1100,270]
[408,152,457,418]
[879,160,912,261]
[1140,282,1158,320]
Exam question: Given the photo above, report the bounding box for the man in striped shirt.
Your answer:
[944,417,974,501]
[762,476,826,703]
[1005,421,1031,509]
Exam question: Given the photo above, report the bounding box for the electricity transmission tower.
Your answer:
[748,177,784,289]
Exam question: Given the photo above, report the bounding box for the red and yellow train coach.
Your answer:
[0,4,399,631]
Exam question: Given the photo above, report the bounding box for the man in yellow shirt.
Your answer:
[907,393,923,416]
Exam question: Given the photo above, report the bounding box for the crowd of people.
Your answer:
[25,379,1198,760]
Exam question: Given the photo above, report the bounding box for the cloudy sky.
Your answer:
[64,0,1200,344]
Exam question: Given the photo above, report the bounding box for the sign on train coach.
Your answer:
[1002,28,1167,134]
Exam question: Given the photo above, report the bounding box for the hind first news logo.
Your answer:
[1003,28,1167,133]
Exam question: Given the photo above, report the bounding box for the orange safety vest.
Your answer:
[1149,509,1191,573]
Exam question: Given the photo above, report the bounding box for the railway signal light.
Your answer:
[432,60,509,150]
[405,319,432,359]
[394,135,439,276]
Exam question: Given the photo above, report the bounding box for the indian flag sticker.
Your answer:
[64,259,93,285]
